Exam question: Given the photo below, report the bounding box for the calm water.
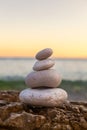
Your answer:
[0,58,87,81]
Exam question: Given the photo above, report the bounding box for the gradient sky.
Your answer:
[0,0,87,58]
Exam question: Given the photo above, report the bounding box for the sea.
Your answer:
[0,58,87,81]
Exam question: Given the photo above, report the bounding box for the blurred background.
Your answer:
[0,0,87,101]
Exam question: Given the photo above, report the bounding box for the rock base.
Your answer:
[0,91,87,130]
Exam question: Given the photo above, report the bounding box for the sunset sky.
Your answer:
[0,0,87,58]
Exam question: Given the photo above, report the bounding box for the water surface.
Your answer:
[0,58,87,81]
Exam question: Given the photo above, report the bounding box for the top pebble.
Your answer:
[35,48,53,60]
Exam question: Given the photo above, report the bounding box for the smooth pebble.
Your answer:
[19,88,68,107]
[35,48,53,60]
[33,59,55,71]
[25,69,62,88]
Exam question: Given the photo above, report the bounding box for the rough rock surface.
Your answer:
[0,91,87,130]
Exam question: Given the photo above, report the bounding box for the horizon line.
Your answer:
[0,56,87,60]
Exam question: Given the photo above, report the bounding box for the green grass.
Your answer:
[0,79,87,91]
[0,80,26,90]
[0,79,86,101]
[60,80,87,93]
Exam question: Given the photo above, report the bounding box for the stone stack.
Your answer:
[19,48,68,107]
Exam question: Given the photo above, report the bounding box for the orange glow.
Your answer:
[0,40,87,58]
[0,1,87,58]
[0,30,87,58]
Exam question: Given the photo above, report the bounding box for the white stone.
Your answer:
[35,48,53,60]
[19,88,68,107]
[25,69,62,88]
[33,59,55,71]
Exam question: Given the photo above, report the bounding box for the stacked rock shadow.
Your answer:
[19,48,68,107]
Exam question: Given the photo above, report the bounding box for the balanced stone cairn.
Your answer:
[19,48,68,107]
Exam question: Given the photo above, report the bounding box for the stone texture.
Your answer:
[25,69,62,88]
[19,88,68,107]
[35,48,53,60]
[0,91,87,130]
[33,59,55,71]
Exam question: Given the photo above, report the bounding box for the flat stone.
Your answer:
[19,88,68,107]
[25,69,62,88]
[33,59,55,71]
[35,48,53,60]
